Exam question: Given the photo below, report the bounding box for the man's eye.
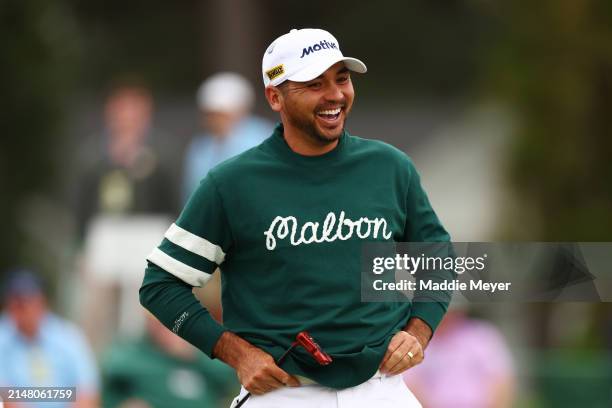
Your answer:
[337,76,349,83]
[308,82,322,89]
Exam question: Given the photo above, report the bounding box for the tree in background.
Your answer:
[487,0,612,240]
[484,2,612,406]
[0,1,79,277]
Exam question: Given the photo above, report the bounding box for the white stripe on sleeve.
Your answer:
[147,248,213,287]
[164,223,226,265]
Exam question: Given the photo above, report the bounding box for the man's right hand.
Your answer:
[212,331,301,395]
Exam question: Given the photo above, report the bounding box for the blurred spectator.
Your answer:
[74,80,178,239]
[73,80,178,351]
[101,311,238,408]
[0,269,100,408]
[403,307,515,408]
[182,72,273,201]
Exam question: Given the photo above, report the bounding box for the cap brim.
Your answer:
[288,56,367,83]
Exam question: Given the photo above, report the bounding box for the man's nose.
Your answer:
[323,82,343,101]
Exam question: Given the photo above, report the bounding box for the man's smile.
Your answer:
[316,107,343,126]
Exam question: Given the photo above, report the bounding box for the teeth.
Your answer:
[318,108,341,115]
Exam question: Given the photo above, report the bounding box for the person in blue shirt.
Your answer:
[182,72,273,202]
[0,270,99,408]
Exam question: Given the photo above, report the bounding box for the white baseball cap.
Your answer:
[197,72,255,112]
[262,28,367,87]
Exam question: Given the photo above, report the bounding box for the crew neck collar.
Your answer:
[267,122,347,165]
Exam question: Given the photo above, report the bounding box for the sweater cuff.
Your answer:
[180,305,228,358]
[410,300,447,333]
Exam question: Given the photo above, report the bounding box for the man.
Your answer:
[75,81,177,238]
[182,72,273,201]
[140,28,452,407]
[0,270,99,408]
[74,80,179,351]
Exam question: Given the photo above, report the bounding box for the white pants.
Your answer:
[230,373,422,408]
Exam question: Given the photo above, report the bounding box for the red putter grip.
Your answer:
[296,331,333,365]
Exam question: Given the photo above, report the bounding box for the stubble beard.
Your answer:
[286,105,350,146]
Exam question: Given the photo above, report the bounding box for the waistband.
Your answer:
[295,369,385,387]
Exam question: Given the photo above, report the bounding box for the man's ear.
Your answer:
[265,86,283,112]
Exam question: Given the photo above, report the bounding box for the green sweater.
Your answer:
[140,123,451,389]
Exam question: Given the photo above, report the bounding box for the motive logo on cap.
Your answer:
[300,40,338,58]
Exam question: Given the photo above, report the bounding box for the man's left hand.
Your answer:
[378,331,424,375]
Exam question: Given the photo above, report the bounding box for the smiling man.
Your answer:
[140,28,452,407]
[271,62,351,151]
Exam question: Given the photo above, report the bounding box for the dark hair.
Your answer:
[105,74,151,99]
[276,81,290,95]
[2,268,45,300]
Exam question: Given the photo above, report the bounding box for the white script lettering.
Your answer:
[264,211,393,250]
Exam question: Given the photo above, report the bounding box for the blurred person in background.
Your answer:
[101,311,238,408]
[403,306,515,408]
[182,72,272,201]
[73,80,178,352]
[0,269,100,408]
[74,80,178,237]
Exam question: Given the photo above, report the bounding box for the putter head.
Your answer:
[296,331,333,366]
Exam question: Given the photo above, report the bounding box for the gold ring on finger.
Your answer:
[407,351,414,359]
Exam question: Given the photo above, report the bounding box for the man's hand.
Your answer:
[234,346,301,395]
[404,317,432,350]
[379,330,424,375]
[212,331,300,395]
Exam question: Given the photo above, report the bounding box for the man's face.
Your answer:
[7,293,47,339]
[105,87,153,138]
[202,110,243,138]
[278,62,355,144]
